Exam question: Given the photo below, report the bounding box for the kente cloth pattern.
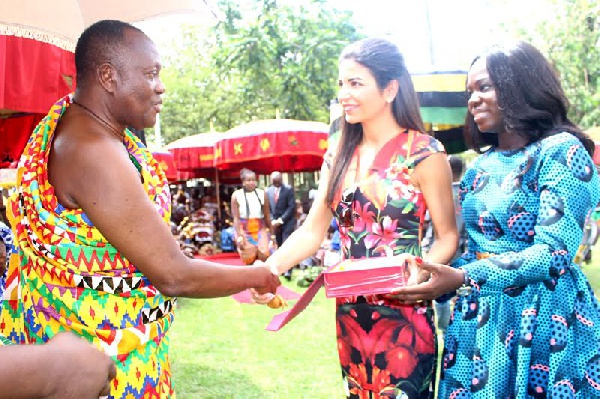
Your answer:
[239,218,267,245]
[0,221,13,309]
[331,130,444,399]
[0,94,176,398]
[439,133,600,398]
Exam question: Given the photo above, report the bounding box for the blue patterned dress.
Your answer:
[439,133,600,398]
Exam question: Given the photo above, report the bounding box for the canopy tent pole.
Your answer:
[289,171,295,191]
[215,169,221,221]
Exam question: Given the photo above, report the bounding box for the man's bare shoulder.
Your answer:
[53,113,123,160]
[49,113,132,207]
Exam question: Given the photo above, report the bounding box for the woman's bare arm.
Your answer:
[412,152,459,265]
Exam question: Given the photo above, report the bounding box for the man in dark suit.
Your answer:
[267,171,296,280]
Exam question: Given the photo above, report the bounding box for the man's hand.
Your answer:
[45,332,117,398]
[252,259,281,295]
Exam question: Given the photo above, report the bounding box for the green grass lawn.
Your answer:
[170,274,343,398]
[170,255,600,398]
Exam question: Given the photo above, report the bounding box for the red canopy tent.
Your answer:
[150,150,179,182]
[0,0,218,169]
[165,132,239,183]
[167,132,221,173]
[0,34,76,168]
[214,119,330,175]
[166,132,243,221]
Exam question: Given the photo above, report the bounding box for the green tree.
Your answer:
[526,0,600,129]
[157,0,362,144]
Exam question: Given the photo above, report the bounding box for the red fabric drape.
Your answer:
[0,35,76,114]
[0,113,44,168]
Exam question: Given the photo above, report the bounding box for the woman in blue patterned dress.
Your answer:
[393,41,600,398]
[258,38,459,398]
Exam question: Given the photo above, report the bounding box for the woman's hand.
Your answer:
[249,288,276,304]
[389,260,465,302]
[374,253,428,287]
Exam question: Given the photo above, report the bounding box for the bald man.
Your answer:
[267,171,296,279]
[0,19,279,398]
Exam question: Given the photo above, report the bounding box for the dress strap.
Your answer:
[242,189,263,218]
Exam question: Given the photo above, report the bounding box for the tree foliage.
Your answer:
[528,0,600,129]
[157,0,362,144]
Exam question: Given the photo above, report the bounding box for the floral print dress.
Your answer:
[330,129,445,399]
[439,133,600,398]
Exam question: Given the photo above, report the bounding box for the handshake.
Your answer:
[251,259,287,309]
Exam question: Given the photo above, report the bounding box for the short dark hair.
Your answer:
[326,38,426,205]
[75,20,143,89]
[448,155,465,177]
[466,41,594,155]
[239,168,255,180]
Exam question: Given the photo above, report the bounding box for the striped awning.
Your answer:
[412,71,468,126]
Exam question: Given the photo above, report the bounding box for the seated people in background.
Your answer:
[171,192,189,226]
[315,219,342,268]
[200,186,218,209]
[295,199,307,229]
[190,188,202,212]
[220,224,236,252]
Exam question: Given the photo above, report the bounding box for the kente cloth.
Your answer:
[239,218,267,245]
[0,221,13,309]
[0,94,176,398]
[235,218,271,265]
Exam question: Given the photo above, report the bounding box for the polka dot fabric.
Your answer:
[439,133,600,398]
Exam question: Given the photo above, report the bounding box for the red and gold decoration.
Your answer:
[214,119,329,174]
[165,132,239,183]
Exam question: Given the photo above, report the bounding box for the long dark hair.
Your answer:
[466,41,594,155]
[326,38,426,205]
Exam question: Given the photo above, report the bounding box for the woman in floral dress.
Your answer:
[393,42,600,398]
[261,38,459,398]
